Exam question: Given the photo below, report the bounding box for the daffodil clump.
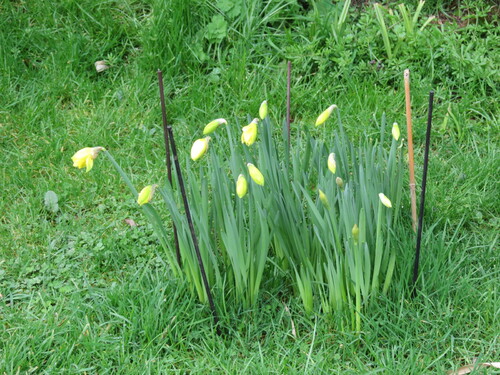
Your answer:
[71,99,405,329]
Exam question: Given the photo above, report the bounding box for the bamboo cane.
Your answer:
[404,69,417,232]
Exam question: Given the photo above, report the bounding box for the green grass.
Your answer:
[1,0,498,373]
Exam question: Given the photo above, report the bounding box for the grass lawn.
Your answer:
[1,0,498,373]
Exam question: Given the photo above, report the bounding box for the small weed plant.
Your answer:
[72,101,405,331]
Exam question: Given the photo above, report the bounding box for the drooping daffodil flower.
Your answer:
[247,163,264,186]
[378,193,392,208]
[203,118,227,135]
[137,184,158,206]
[71,147,105,172]
[236,174,248,198]
[259,100,268,120]
[315,104,337,126]
[190,137,211,161]
[328,153,336,174]
[392,122,400,141]
[241,118,259,146]
[318,189,329,207]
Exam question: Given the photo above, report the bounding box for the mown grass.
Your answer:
[1,0,498,373]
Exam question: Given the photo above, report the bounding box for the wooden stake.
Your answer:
[404,69,417,232]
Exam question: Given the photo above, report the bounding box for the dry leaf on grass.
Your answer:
[95,60,109,72]
[447,362,500,375]
[124,218,137,227]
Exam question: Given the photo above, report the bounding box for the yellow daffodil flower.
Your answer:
[247,163,264,186]
[137,184,158,206]
[336,177,344,189]
[328,153,336,174]
[318,189,329,207]
[71,147,105,172]
[392,122,400,141]
[378,193,392,208]
[190,137,210,161]
[315,105,337,126]
[236,174,248,198]
[203,118,227,135]
[241,118,259,146]
[259,100,268,120]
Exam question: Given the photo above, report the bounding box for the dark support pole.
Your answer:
[412,90,434,297]
[286,61,291,148]
[166,125,221,335]
[157,70,181,267]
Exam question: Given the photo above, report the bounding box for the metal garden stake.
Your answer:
[412,90,434,296]
[166,125,221,334]
[157,70,182,267]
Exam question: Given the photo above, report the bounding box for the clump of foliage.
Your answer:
[72,102,405,331]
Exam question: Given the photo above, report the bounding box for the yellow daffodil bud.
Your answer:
[71,146,105,172]
[241,118,259,146]
[247,163,264,186]
[392,122,400,141]
[318,189,329,207]
[378,193,392,208]
[352,224,359,243]
[259,100,268,120]
[190,137,210,161]
[336,177,344,189]
[328,153,336,174]
[315,105,337,126]
[137,184,158,206]
[203,118,227,135]
[236,174,248,198]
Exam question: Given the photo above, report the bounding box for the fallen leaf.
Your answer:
[95,60,109,72]
[447,362,500,374]
[124,218,137,227]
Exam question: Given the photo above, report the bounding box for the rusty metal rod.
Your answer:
[157,70,181,267]
[166,125,221,334]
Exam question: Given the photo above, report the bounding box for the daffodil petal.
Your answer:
[241,119,258,146]
[85,157,94,172]
[72,147,104,171]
